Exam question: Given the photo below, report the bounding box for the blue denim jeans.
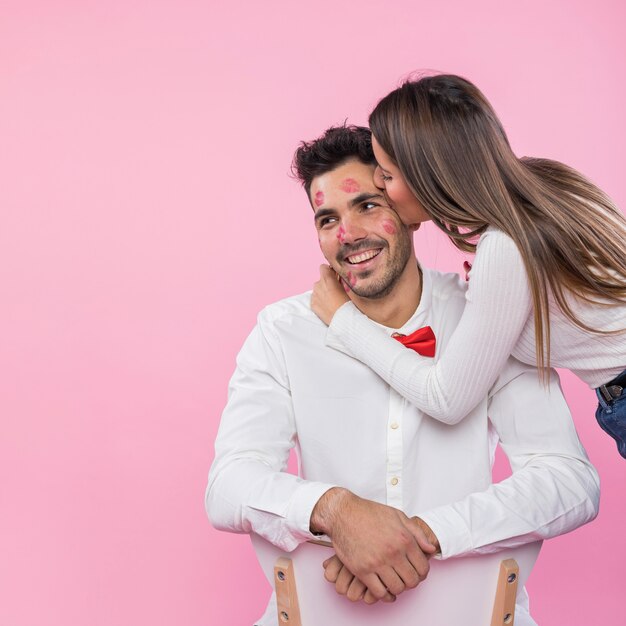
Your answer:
[596,372,626,459]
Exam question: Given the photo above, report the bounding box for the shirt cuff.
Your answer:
[417,506,474,559]
[326,301,359,351]
[326,301,387,359]
[285,481,338,546]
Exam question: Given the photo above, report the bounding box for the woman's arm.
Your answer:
[323,230,533,423]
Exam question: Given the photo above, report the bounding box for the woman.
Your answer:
[311,74,626,458]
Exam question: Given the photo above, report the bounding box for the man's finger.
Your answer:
[363,589,379,605]
[392,558,421,590]
[359,573,391,602]
[319,264,335,279]
[406,520,437,554]
[378,565,406,597]
[363,588,395,604]
[323,555,343,583]
[405,543,431,580]
[346,577,367,602]
[335,565,355,596]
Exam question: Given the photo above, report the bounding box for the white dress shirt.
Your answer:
[206,268,600,625]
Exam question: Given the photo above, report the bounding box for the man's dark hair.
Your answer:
[291,124,375,198]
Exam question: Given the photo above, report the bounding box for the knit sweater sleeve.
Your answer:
[325,230,533,423]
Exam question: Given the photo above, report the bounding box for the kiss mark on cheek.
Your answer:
[314,191,325,207]
[339,178,360,193]
[337,225,346,244]
[381,219,397,235]
[346,270,356,287]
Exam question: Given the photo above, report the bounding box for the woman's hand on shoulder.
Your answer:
[311,264,350,326]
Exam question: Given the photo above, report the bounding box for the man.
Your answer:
[206,125,599,625]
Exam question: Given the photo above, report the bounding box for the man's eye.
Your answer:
[319,217,337,227]
[362,202,378,210]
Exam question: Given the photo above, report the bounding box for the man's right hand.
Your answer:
[310,488,437,601]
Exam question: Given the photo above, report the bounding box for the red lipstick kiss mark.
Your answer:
[339,178,360,193]
[337,225,346,244]
[314,191,325,207]
[382,219,397,235]
[346,271,356,287]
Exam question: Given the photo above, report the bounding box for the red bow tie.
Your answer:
[391,326,436,357]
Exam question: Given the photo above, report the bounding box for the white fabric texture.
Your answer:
[325,228,626,424]
[206,268,599,623]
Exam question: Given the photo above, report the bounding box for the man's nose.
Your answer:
[338,217,368,244]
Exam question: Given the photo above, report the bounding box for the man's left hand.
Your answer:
[322,517,440,604]
[311,264,350,325]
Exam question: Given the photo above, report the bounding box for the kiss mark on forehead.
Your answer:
[337,225,346,244]
[314,191,325,207]
[339,178,360,193]
[382,219,397,235]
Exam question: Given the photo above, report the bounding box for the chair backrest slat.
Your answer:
[251,534,541,626]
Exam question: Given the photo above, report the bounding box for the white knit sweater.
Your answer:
[326,228,626,424]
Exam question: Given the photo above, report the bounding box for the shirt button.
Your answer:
[390,422,399,429]
[390,477,399,486]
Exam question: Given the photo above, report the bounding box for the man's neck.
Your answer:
[349,258,423,329]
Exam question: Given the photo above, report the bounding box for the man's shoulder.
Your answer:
[423,267,467,304]
[257,290,318,327]
[420,268,467,345]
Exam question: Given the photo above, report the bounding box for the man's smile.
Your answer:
[345,248,383,265]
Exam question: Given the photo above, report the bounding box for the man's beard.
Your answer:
[336,233,412,299]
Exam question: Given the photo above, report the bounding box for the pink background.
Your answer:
[1,1,624,625]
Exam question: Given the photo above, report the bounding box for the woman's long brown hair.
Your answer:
[369,74,626,374]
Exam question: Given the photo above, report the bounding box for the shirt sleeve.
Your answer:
[417,361,600,559]
[325,230,533,424]
[205,311,337,552]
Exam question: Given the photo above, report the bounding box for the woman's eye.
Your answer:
[381,174,392,182]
